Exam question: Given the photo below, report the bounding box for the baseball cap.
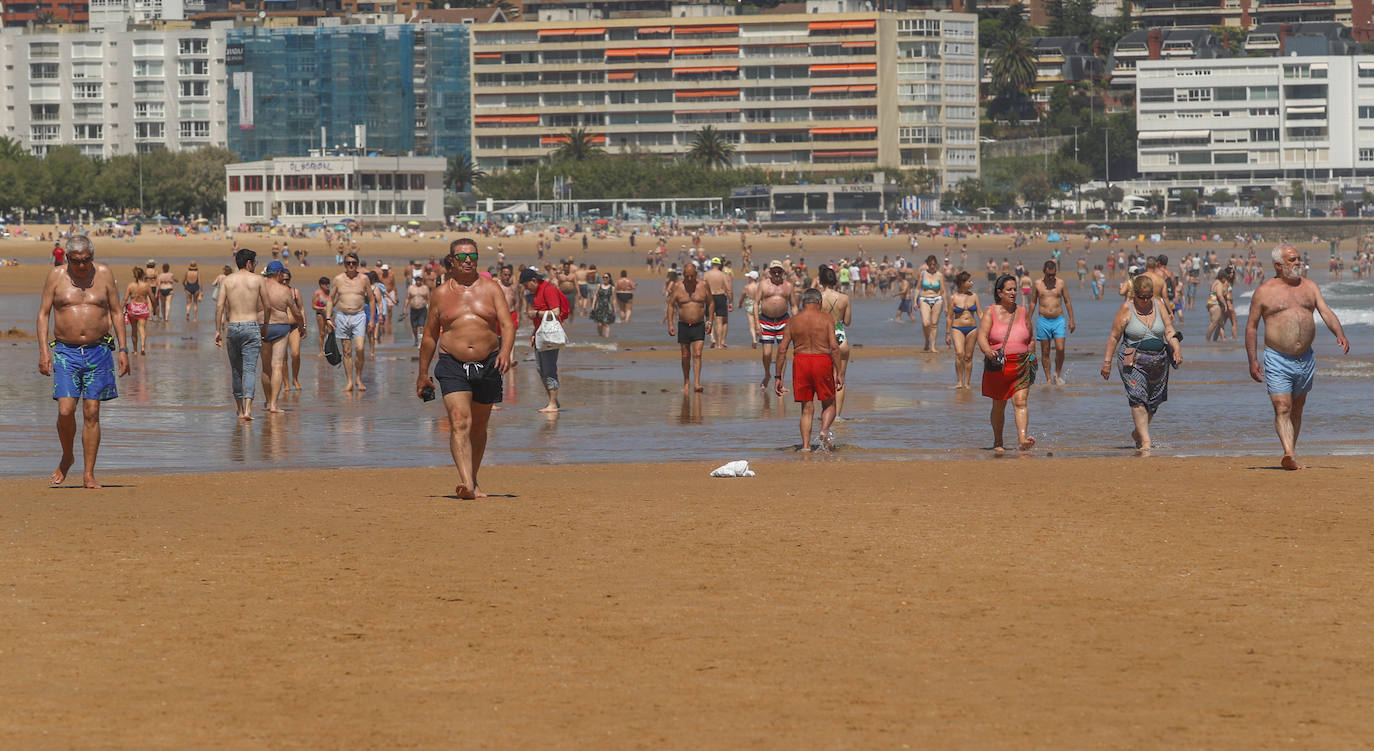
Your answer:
[266,261,285,274]
[746,270,758,279]
[711,256,722,265]
[519,267,542,284]
[380,263,389,270]
[768,260,785,270]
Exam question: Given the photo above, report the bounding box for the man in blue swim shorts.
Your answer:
[1029,260,1076,385]
[36,236,130,488]
[1246,244,1349,470]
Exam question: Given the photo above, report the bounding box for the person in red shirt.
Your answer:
[520,267,570,412]
[52,242,65,266]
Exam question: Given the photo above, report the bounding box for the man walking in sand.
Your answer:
[498,264,522,340]
[260,261,304,414]
[417,240,514,500]
[1246,244,1349,470]
[703,256,732,349]
[406,272,431,347]
[754,260,797,391]
[325,252,377,392]
[215,248,270,421]
[775,288,842,452]
[36,236,130,488]
[668,262,714,393]
[1028,260,1076,385]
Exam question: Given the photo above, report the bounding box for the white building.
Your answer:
[1136,56,1369,183]
[89,0,198,30]
[224,154,446,228]
[0,24,228,158]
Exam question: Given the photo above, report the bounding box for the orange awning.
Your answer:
[607,47,670,57]
[541,134,607,145]
[607,71,636,80]
[809,84,877,94]
[842,21,876,29]
[674,89,740,99]
[811,127,877,135]
[814,149,878,158]
[475,115,540,125]
[638,26,672,33]
[674,46,739,55]
[809,63,877,74]
[809,20,877,31]
[675,24,738,34]
[674,66,738,74]
[537,27,605,37]
[843,40,876,48]
[474,52,501,59]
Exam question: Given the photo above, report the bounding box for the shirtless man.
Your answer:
[668,262,714,393]
[498,264,522,341]
[406,273,431,346]
[36,236,130,488]
[556,260,579,322]
[1028,260,1076,385]
[260,261,304,414]
[214,248,270,420]
[155,263,176,321]
[739,269,761,348]
[893,271,915,322]
[121,267,155,356]
[1246,244,1349,470]
[574,262,593,315]
[1140,256,1169,307]
[754,260,798,390]
[703,256,732,349]
[416,239,514,499]
[325,252,377,392]
[775,288,843,452]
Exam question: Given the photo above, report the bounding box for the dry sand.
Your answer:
[5,458,1374,747]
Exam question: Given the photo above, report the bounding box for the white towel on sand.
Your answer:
[710,460,755,478]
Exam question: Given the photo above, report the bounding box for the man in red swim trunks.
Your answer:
[774,288,843,452]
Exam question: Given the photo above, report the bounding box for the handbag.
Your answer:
[984,306,1013,372]
[534,309,566,351]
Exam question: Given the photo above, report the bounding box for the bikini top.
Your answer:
[919,273,941,291]
[952,302,978,315]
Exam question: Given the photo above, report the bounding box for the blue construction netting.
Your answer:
[226,24,471,161]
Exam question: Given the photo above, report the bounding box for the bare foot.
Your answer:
[343,383,354,392]
[267,406,285,414]
[82,475,101,489]
[993,445,1006,456]
[472,487,488,499]
[292,381,302,390]
[798,446,812,453]
[1018,436,1037,451]
[240,413,254,422]
[1281,455,1307,470]
[682,384,691,394]
[455,484,476,500]
[537,405,560,413]
[694,385,704,393]
[1130,429,1142,449]
[51,455,74,485]
[357,382,367,391]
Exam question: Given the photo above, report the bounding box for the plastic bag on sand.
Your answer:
[710,460,755,478]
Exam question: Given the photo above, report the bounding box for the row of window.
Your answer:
[264,200,427,217]
[27,38,209,58]
[30,60,209,79]
[1141,148,1336,167]
[26,80,210,101]
[228,173,428,192]
[29,121,209,141]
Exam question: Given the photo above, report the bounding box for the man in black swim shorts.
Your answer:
[416,239,515,500]
[667,261,713,393]
[703,256,732,349]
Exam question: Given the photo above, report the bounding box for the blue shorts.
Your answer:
[334,310,367,340]
[1036,315,1067,340]
[51,340,118,401]
[1263,347,1315,397]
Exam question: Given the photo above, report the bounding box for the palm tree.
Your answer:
[444,153,485,193]
[987,31,1039,124]
[0,136,25,162]
[551,128,604,162]
[686,125,735,169]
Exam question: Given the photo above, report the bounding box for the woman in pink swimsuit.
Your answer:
[977,273,1038,453]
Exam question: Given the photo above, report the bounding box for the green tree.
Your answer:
[551,128,605,162]
[1209,188,1232,204]
[179,146,238,219]
[987,32,1039,125]
[0,136,26,162]
[92,155,141,214]
[41,146,95,217]
[444,153,486,193]
[1058,110,1137,181]
[686,125,736,170]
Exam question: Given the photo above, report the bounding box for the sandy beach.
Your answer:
[5,458,1374,747]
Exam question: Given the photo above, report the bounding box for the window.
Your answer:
[410,174,426,190]
[1361,148,1374,162]
[29,83,59,101]
[942,42,974,58]
[179,81,209,98]
[946,105,975,121]
[316,174,346,190]
[1215,87,1246,101]
[411,200,426,215]
[134,60,164,77]
[947,148,976,165]
[946,127,976,144]
[1140,88,1172,104]
[71,62,102,80]
[30,104,58,122]
[1249,86,1277,100]
[1361,106,1374,119]
[133,39,164,57]
[1249,107,1277,117]
[899,126,940,144]
[29,63,57,80]
[378,174,394,190]
[134,81,165,98]
[378,201,393,214]
[898,61,939,80]
[135,102,164,119]
[1250,128,1278,142]
[29,42,58,58]
[178,59,209,76]
[243,175,263,191]
[243,201,263,216]
[943,84,976,102]
[361,200,376,214]
[135,122,165,139]
[284,175,312,190]
[945,62,975,81]
[1176,88,1211,102]
[178,121,210,139]
[228,176,241,192]
[283,201,313,216]
[72,103,102,120]
[30,124,59,142]
[71,42,103,59]
[73,83,103,100]
[73,124,103,140]
[178,38,209,56]
[178,104,210,118]
[897,18,940,36]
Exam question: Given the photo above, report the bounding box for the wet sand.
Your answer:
[6,458,1374,747]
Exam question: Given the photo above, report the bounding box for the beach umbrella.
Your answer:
[333,224,347,230]
[339,217,356,223]
[101,216,117,223]
[407,220,421,226]
[306,222,324,228]
[457,216,472,223]
[194,218,210,224]
[153,214,168,220]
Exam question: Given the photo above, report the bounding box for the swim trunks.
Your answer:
[434,349,503,405]
[792,352,836,403]
[334,310,367,340]
[159,287,173,297]
[759,313,789,343]
[711,293,728,321]
[1036,314,1067,340]
[677,320,706,344]
[50,338,118,401]
[410,307,428,331]
[264,323,292,343]
[897,299,913,314]
[578,283,589,299]
[1262,347,1315,397]
[616,292,633,304]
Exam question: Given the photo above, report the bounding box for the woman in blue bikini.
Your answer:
[945,270,981,390]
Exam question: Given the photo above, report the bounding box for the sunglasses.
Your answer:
[343,261,359,266]
[1135,293,1152,299]
[68,257,93,265]
[452,252,479,262]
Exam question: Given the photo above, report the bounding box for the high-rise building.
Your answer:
[469,9,980,189]
[88,0,197,29]
[1,0,90,26]
[224,24,471,161]
[0,24,228,158]
[1130,0,1374,41]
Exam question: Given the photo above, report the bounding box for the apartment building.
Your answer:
[1135,56,1374,182]
[0,24,228,158]
[1109,27,1228,95]
[1,0,89,26]
[88,0,202,29]
[224,24,471,161]
[224,154,444,226]
[1131,0,1374,41]
[469,9,980,189]
[982,36,1105,109]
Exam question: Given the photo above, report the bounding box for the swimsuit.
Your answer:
[1262,347,1315,397]
[434,349,504,404]
[677,320,706,344]
[616,292,633,304]
[333,310,368,340]
[410,307,428,330]
[125,301,151,321]
[50,337,118,401]
[1035,315,1067,340]
[758,312,789,343]
[711,293,728,321]
[792,352,836,403]
[184,281,200,295]
[952,325,977,335]
[158,287,173,297]
[741,297,755,314]
[264,323,293,343]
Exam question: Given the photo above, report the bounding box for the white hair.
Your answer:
[65,235,93,256]
[1271,244,1292,263]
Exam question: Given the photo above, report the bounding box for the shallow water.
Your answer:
[3,250,1373,478]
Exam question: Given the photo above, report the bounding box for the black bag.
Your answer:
[323,331,342,366]
[984,305,1013,372]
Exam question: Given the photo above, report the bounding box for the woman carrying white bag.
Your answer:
[520,267,571,412]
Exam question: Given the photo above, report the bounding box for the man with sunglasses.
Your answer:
[416,239,514,500]
[752,260,798,392]
[36,236,130,488]
[325,252,378,393]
